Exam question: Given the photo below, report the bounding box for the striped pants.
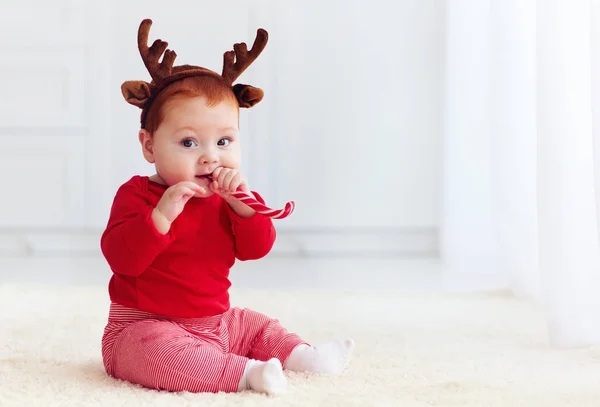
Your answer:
[101,303,307,393]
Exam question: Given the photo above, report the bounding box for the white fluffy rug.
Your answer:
[2,283,600,406]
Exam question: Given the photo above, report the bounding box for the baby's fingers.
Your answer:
[180,181,205,194]
[227,173,243,193]
[175,188,194,202]
[212,167,224,182]
[221,170,238,192]
[173,185,202,201]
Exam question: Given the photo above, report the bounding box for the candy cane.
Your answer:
[231,190,295,219]
[206,175,295,219]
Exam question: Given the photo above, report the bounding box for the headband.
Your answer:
[121,19,268,128]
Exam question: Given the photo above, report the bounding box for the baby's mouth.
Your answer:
[195,174,213,185]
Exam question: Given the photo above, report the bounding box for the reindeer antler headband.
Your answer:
[121,19,268,129]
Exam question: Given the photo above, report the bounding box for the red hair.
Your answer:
[144,75,238,134]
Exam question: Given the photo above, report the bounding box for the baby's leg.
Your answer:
[226,308,354,374]
[108,319,285,394]
[225,307,307,364]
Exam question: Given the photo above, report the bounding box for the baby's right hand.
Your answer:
[152,181,205,233]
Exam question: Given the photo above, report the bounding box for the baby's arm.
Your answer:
[226,191,276,261]
[100,180,202,276]
[100,182,173,276]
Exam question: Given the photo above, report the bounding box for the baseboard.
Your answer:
[0,228,438,257]
[271,228,438,257]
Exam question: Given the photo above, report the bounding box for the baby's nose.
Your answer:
[199,150,218,164]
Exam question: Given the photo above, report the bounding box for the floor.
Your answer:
[3,282,599,407]
[0,255,508,292]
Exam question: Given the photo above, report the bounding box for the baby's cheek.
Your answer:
[221,153,241,169]
[177,161,196,179]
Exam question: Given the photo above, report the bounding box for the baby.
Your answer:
[100,19,354,395]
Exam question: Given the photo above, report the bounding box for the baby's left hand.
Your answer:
[210,167,249,199]
[211,167,256,218]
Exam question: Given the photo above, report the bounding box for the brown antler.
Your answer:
[222,29,268,85]
[137,19,177,86]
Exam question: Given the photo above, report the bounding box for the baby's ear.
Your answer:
[232,84,264,108]
[121,81,152,108]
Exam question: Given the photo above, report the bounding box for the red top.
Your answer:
[100,175,276,318]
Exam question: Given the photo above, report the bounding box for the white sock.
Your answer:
[284,339,355,374]
[238,358,287,395]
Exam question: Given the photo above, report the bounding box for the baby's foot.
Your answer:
[284,339,355,374]
[246,358,287,395]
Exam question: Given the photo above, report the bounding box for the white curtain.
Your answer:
[441,0,600,348]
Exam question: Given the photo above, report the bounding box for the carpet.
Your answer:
[1,283,600,406]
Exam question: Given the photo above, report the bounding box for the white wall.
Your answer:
[263,0,444,230]
[0,1,106,235]
[0,0,444,257]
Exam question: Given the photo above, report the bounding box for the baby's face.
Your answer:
[143,96,241,198]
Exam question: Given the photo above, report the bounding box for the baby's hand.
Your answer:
[210,168,256,218]
[210,167,249,198]
[152,181,205,233]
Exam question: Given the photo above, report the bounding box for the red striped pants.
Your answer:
[101,303,307,393]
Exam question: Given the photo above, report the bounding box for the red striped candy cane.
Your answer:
[230,190,295,219]
[206,175,295,219]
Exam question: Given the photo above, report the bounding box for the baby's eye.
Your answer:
[181,139,197,148]
[217,138,231,147]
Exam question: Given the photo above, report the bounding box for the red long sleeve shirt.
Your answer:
[100,175,276,318]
